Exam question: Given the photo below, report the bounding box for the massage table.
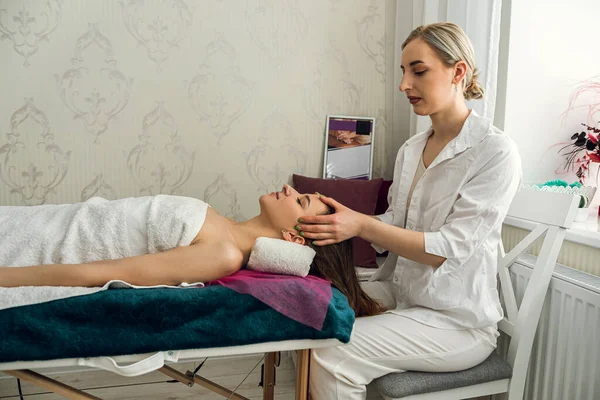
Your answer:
[0,284,354,399]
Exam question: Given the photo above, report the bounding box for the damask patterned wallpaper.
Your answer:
[0,0,397,219]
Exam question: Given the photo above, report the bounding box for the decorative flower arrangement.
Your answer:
[552,77,600,217]
[558,75,600,186]
[558,122,600,184]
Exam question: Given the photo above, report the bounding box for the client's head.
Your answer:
[258,183,383,317]
[258,184,330,245]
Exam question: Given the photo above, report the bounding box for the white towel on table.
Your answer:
[0,280,203,311]
[0,197,132,267]
[0,195,208,311]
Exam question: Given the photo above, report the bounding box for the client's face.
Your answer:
[259,184,329,232]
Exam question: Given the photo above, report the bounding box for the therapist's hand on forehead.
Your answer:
[295,194,366,246]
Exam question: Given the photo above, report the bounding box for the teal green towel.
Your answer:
[535,180,588,207]
[536,179,582,188]
[0,286,354,363]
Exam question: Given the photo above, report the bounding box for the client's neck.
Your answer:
[227,216,282,263]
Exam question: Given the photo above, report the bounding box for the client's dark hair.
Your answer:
[307,206,384,317]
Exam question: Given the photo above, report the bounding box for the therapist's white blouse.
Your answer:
[372,110,522,330]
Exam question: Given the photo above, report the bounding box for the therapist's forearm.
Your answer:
[360,215,446,268]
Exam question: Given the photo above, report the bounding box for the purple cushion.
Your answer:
[374,180,393,257]
[292,174,383,268]
[375,180,393,216]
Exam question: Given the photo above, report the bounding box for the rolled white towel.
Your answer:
[246,237,316,277]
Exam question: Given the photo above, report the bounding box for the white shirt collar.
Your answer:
[405,110,491,150]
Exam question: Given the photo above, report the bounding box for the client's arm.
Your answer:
[0,241,243,287]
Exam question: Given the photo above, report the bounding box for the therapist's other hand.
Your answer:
[295,195,364,246]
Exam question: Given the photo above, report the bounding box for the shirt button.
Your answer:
[394,277,399,282]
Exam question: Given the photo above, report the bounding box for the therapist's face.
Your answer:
[399,38,457,116]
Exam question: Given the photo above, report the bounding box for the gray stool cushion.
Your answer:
[372,353,512,398]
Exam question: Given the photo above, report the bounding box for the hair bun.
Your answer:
[464,70,484,100]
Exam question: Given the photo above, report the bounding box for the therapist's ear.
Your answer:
[281,230,306,245]
[453,60,468,88]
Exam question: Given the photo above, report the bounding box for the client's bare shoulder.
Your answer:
[191,207,234,243]
[189,207,245,268]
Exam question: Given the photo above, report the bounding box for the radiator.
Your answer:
[495,255,600,400]
[502,225,600,276]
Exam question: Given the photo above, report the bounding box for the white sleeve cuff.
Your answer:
[375,212,393,225]
[371,242,387,254]
[423,231,450,258]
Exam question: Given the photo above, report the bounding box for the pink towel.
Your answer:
[208,270,333,331]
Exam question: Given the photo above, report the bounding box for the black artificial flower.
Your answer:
[586,139,597,151]
[574,132,587,147]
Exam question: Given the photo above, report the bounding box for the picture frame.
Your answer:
[322,115,376,180]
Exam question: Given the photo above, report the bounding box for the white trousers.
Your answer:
[309,282,498,400]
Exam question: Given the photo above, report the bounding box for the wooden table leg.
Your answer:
[263,352,276,400]
[295,349,311,400]
[159,365,250,400]
[3,370,101,400]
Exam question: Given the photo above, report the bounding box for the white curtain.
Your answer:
[393,0,503,137]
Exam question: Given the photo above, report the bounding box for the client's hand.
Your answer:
[337,131,357,141]
[296,195,365,246]
[337,131,357,144]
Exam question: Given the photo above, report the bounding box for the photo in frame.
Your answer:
[322,115,376,180]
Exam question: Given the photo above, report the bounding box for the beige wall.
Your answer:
[0,0,399,219]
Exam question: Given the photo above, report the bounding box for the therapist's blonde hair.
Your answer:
[402,22,484,100]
